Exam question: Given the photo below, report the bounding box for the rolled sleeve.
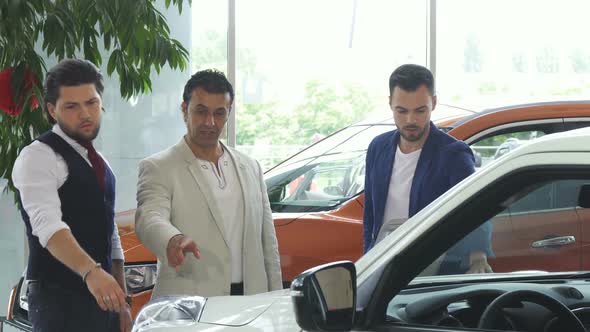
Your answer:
[12,143,71,247]
[35,220,71,248]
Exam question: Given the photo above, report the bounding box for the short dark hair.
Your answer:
[43,59,104,124]
[182,69,234,107]
[389,64,435,96]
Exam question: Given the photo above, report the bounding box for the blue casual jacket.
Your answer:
[363,123,492,270]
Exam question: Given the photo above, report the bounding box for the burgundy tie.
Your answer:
[78,141,106,191]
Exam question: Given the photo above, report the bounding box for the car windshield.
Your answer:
[265,124,392,212]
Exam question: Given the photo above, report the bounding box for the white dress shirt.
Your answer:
[196,148,245,283]
[12,125,124,260]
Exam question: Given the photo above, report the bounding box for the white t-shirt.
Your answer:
[197,149,245,283]
[382,145,422,224]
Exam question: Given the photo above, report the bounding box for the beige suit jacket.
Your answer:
[135,139,282,298]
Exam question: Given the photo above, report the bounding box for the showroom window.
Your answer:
[5,0,590,317]
[191,0,228,73]
[436,0,590,109]
[234,0,428,170]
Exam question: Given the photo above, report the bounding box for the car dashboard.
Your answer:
[387,279,590,331]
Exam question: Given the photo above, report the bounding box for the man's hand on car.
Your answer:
[467,251,493,274]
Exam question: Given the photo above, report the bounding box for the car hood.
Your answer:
[199,289,298,329]
[273,212,306,227]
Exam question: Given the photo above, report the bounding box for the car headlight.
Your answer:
[132,296,206,332]
[125,264,157,293]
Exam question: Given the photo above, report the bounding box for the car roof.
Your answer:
[357,100,590,128]
[450,100,590,129]
[354,103,477,126]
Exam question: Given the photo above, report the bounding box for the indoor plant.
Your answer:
[0,0,191,200]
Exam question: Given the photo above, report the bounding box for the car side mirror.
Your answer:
[291,261,356,331]
[578,184,590,208]
[267,184,286,203]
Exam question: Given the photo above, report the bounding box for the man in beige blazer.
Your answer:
[135,69,282,298]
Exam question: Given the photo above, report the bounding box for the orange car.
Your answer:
[268,101,590,279]
[5,101,590,327]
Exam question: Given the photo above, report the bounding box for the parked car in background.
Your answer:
[4,100,590,330]
[131,124,590,332]
[493,137,523,159]
[266,100,590,280]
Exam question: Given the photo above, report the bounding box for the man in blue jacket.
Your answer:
[363,64,492,275]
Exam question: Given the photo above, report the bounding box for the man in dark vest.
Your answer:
[12,59,132,332]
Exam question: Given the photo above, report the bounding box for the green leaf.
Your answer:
[107,49,119,75]
[0,0,193,198]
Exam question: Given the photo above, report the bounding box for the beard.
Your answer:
[399,125,427,142]
[58,120,101,143]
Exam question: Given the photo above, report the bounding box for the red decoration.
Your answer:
[0,67,40,117]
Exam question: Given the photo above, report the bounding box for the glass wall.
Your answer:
[436,0,590,109]
[0,181,26,315]
[235,0,428,169]
[3,0,590,315]
[96,3,193,212]
[191,0,228,73]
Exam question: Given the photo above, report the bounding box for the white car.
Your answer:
[132,127,590,332]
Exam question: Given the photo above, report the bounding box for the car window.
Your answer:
[382,173,590,329]
[471,130,545,168]
[554,180,585,209]
[508,181,553,213]
[284,167,349,200]
[266,151,365,212]
[509,179,585,213]
[467,121,566,169]
[412,177,588,279]
[565,120,590,131]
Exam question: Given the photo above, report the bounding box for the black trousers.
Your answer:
[27,280,119,332]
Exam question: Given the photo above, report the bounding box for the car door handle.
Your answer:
[532,236,576,248]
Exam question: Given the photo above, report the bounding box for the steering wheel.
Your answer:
[478,290,585,331]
